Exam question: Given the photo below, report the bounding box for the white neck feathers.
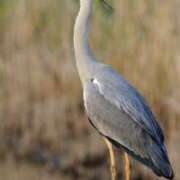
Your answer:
[74,0,96,84]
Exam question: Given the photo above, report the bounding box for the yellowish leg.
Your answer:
[104,138,117,180]
[124,152,131,180]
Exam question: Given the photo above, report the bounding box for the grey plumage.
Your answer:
[83,64,173,178]
[74,0,174,179]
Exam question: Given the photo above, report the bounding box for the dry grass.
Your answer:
[0,0,179,179]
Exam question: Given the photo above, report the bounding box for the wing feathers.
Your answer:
[91,74,164,144]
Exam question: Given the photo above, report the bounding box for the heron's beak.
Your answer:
[101,0,113,12]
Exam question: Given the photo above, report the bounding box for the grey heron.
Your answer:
[73,0,174,179]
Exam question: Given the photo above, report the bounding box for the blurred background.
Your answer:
[0,0,179,179]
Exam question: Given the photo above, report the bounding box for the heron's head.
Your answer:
[80,0,113,12]
[99,0,113,12]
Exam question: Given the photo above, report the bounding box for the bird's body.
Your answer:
[83,65,172,178]
[74,0,174,179]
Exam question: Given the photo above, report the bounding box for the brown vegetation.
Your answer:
[0,0,179,179]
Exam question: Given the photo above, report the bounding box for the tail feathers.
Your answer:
[149,143,174,179]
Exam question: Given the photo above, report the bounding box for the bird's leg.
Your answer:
[124,152,131,180]
[104,138,117,180]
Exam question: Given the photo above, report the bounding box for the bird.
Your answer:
[73,0,174,179]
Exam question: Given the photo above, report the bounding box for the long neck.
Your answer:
[74,0,96,84]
